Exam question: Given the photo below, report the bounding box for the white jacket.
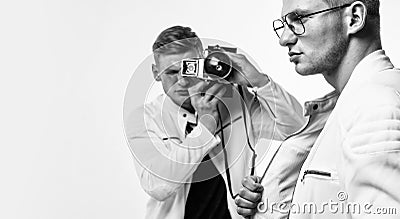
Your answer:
[124,78,305,219]
[254,91,339,219]
[290,50,400,219]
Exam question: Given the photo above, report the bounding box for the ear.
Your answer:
[152,64,161,81]
[345,1,367,36]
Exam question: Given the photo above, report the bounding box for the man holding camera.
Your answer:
[124,25,305,219]
[235,0,400,218]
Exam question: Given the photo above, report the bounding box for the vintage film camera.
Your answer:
[181,45,237,81]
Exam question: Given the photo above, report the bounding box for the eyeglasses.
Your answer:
[273,4,351,38]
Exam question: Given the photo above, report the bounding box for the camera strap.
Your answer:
[218,85,257,200]
[237,85,257,175]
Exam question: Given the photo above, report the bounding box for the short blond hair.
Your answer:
[152,26,203,59]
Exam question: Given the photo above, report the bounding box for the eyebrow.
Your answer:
[163,61,181,70]
[294,8,313,14]
[283,8,312,18]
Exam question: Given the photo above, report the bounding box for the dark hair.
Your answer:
[324,0,380,36]
[152,26,203,56]
[323,0,380,17]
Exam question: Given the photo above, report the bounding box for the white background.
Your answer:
[0,0,399,218]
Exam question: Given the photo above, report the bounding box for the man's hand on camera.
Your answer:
[235,175,264,218]
[188,80,226,134]
[226,53,270,88]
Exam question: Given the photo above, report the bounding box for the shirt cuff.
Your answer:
[185,122,221,151]
[251,74,274,98]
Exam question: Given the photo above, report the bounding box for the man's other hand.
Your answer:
[235,175,263,218]
[225,53,269,88]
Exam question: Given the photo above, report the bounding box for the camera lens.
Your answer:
[204,51,232,79]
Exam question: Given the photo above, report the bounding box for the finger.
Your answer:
[188,80,208,96]
[223,52,244,73]
[236,206,256,217]
[203,84,226,101]
[224,52,246,62]
[250,175,261,183]
[204,82,224,93]
[235,196,259,209]
[206,87,227,104]
[242,176,264,192]
[238,187,263,203]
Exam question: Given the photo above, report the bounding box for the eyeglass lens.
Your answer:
[273,13,305,38]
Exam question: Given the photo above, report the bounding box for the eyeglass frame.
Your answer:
[273,3,352,38]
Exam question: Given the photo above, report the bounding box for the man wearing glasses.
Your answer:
[235,0,400,218]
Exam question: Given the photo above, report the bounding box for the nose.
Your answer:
[279,25,298,47]
[177,72,191,87]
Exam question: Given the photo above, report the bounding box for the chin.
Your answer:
[295,63,319,76]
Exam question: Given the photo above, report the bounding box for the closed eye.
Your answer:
[164,70,180,75]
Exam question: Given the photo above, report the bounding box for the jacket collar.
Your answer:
[302,50,394,117]
[344,50,394,91]
[303,91,339,117]
[161,95,197,136]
